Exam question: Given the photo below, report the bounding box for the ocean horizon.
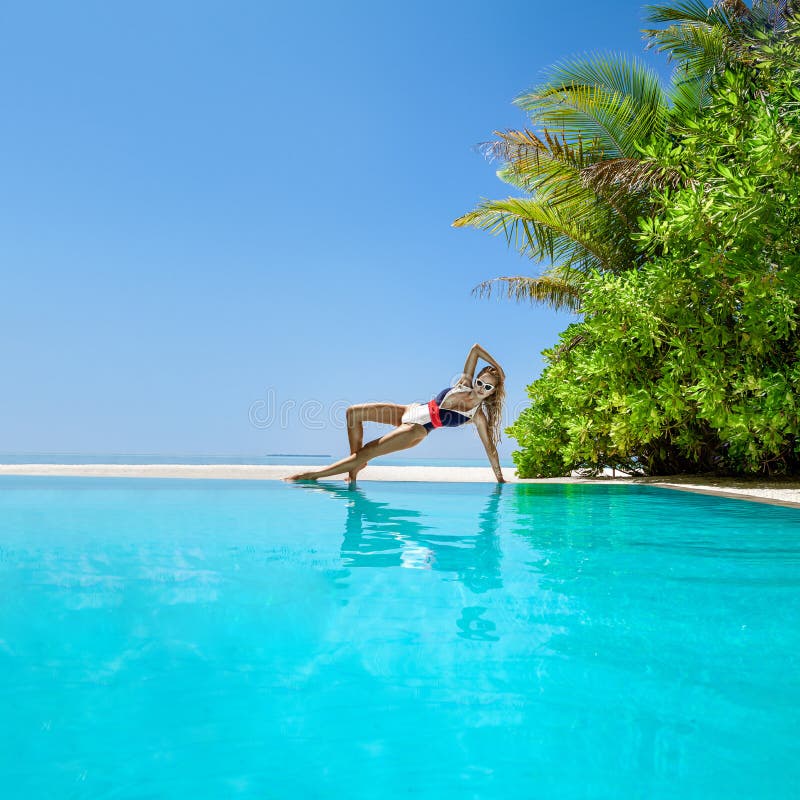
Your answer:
[0,452,515,468]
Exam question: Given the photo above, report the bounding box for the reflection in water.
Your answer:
[299,483,505,638]
[457,606,499,642]
[462,485,504,595]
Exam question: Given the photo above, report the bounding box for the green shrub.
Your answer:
[510,34,800,476]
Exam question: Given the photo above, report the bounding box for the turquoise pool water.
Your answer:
[0,478,798,798]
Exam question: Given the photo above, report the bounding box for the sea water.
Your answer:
[0,478,797,798]
[0,453,515,467]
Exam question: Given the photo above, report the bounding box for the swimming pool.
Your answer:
[1,477,798,798]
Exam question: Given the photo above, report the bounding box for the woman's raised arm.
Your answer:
[462,343,505,382]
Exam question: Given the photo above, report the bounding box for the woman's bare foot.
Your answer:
[283,471,318,482]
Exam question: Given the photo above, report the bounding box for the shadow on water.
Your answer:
[296,482,505,640]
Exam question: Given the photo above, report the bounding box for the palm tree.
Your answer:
[455,1,799,313]
[453,53,673,311]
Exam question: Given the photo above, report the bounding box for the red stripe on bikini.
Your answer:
[428,400,443,428]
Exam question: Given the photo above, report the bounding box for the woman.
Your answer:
[285,343,506,483]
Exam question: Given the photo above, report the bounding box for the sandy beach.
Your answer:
[2,463,800,507]
[0,463,566,483]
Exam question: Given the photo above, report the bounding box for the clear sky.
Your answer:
[0,0,673,461]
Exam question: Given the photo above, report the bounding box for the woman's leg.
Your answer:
[285,423,426,481]
[345,403,407,482]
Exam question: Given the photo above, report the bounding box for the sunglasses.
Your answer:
[475,378,494,392]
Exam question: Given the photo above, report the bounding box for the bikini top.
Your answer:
[436,385,482,420]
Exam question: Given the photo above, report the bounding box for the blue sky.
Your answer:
[0,0,673,461]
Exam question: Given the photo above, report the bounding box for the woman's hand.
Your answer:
[472,343,505,380]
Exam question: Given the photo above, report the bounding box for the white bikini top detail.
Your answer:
[440,385,481,419]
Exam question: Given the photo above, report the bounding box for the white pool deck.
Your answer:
[2,464,800,508]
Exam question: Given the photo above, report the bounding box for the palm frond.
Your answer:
[496,162,601,208]
[668,67,715,114]
[642,2,772,111]
[643,0,793,70]
[580,156,695,196]
[478,121,656,236]
[645,19,730,67]
[471,271,584,312]
[484,128,615,214]
[515,53,669,158]
[453,198,616,270]
[644,1,722,26]
[747,1,798,34]
[644,1,748,28]
[481,128,593,175]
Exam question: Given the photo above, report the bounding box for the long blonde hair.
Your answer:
[476,366,505,450]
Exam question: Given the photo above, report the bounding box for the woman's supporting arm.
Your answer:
[473,410,506,483]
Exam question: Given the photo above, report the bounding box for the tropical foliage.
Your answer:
[455,2,798,313]
[643,0,800,113]
[452,54,671,311]
[460,2,800,476]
